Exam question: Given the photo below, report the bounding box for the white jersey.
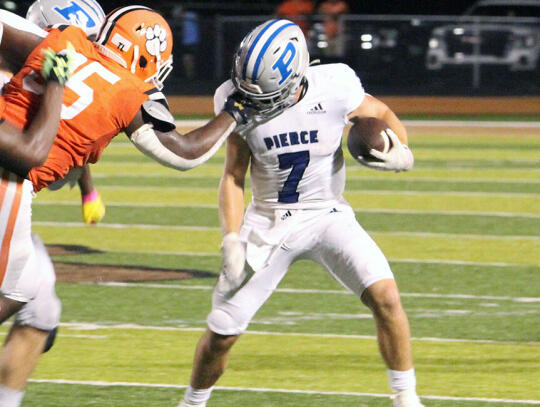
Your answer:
[214,63,365,210]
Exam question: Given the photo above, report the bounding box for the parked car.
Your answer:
[426,0,540,71]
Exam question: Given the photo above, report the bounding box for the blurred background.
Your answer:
[3,0,540,96]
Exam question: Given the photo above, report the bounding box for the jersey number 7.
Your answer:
[278,151,310,203]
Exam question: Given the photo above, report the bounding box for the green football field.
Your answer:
[7,120,540,406]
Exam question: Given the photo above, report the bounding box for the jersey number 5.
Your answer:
[23,50,120,120]
[278,151,310,203]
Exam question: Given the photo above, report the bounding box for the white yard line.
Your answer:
[175,119,540,129]
[95,161,540,173]
[97,282,540,303]
[57,322,540,345]
[27,379,540,404]
[33,221,219,231]
[89,172,540,184]
[62,248,529,268]
[33,200,540,218]
[404,120,540,128]
[36,200,220,209]
[33,221,540,241]
[68,185,540,198]
[59,334,107,339]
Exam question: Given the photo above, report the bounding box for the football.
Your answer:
[347,117,392,162]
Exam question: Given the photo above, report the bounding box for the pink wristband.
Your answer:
[82,189,99,204]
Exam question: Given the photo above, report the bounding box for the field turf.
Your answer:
[6,121,539,406]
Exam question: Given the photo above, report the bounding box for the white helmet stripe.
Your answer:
[242,19,292,81]
[97,5,151,45]
[241,19,279,80]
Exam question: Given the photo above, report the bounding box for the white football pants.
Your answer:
[207,202,394,335]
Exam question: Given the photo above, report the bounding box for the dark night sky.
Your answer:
[9,0,480,17]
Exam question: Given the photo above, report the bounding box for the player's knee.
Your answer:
[204,329,240,356]
[207,308,247,337]
[14,283,61,332]
[363,280,402,317]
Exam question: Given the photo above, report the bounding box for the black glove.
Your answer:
[223,92,259,125]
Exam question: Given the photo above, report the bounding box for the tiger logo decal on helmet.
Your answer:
[144,24,168,57]
[96,6,173,90]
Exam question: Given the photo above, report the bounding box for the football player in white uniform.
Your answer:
[179,20,422,407]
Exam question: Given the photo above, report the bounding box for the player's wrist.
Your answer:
[82,188,99,203]
[222,232,240,243]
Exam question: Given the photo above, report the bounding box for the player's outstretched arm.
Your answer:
[0,40,72,176]
[127,93,258,171]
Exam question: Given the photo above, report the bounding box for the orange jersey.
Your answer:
[1,26,157,191]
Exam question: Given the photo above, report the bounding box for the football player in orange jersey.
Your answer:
[26,0,108,225]
[0,7,263,406]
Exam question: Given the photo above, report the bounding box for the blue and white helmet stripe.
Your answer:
[251,21,296,81]
[233,19,309,117]
[241,19,281,80]
[26,0,106,40]
[241,19,298,82]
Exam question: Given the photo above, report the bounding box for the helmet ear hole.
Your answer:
[139,55,148,68]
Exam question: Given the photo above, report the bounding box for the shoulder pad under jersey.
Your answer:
[141,99,175,132]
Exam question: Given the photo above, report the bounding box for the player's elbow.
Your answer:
[25,150,48,169]
[2,150,45,177]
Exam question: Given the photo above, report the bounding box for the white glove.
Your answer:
[359,128,414,172]
[218,232,247,294]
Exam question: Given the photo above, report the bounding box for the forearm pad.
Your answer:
[129,123,236,171]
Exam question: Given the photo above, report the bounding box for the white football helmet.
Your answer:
[26,0,106,40]
[232,19,309,117]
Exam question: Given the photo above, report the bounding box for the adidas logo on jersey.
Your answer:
[307,102,326,114]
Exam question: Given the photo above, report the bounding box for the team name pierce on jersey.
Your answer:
[264,130,319,151]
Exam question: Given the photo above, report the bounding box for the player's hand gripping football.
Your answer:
[41,42,75,86]
[81,189,105,225]
[367,128,414,172]
[218,232,247,294]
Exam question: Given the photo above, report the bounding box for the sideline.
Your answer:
[57,322,540,345]
[98,281,540,303]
